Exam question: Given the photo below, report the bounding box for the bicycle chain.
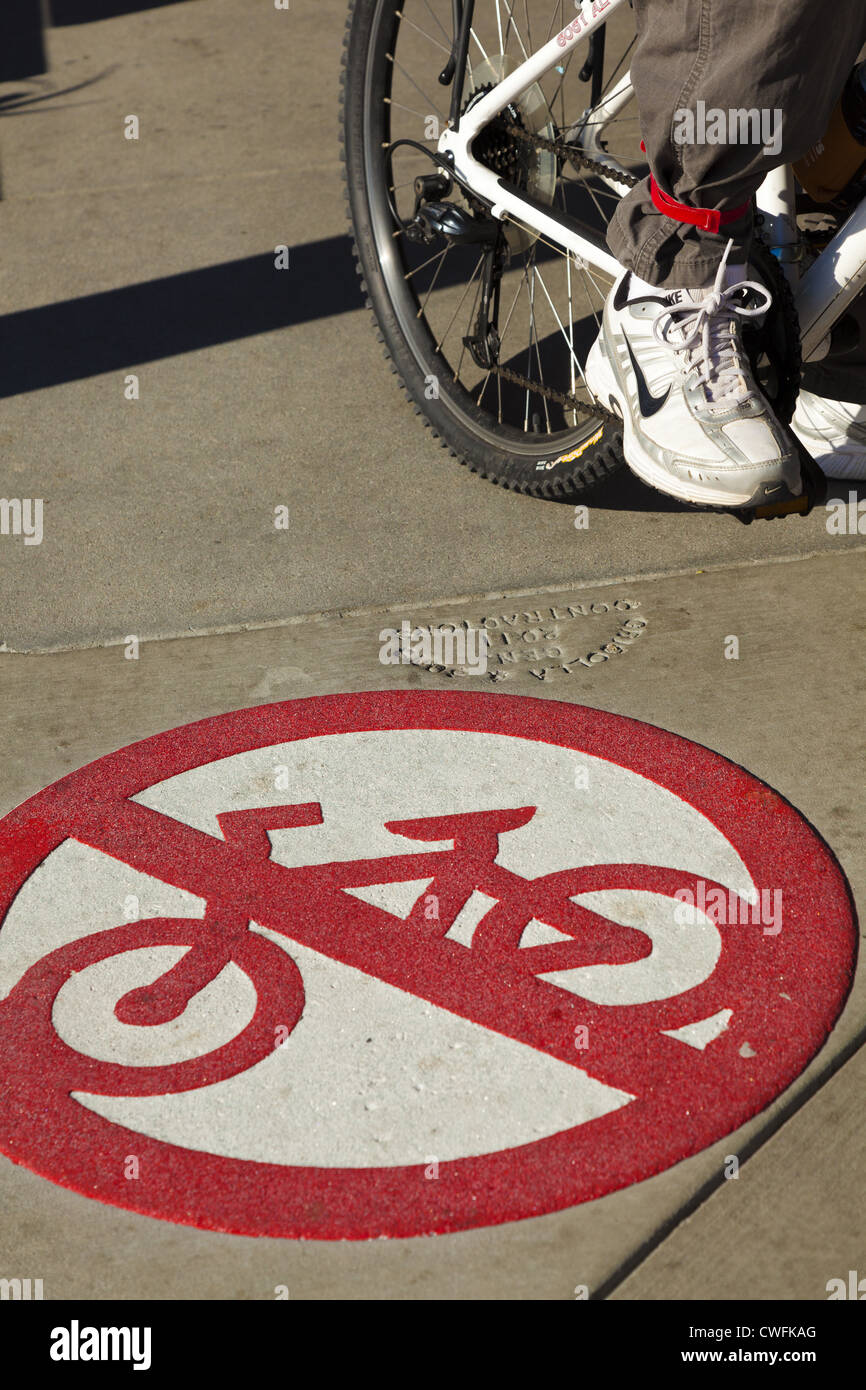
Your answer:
[485,363,619,423]
[480,122,638,421]
[502,120,641,189]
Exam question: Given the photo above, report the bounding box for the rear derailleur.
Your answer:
[405,173,507,371]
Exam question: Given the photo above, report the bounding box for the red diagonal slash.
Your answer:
[67,796,746,1098]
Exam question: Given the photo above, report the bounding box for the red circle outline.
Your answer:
[0,691,857,1239]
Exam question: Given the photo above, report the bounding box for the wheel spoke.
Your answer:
[566,244,576,420]
[600,35,636,100]
[391,56,447,122]
[419,0,451,45]
[490,266,529,364]
[397,12,452,55]
[404,244,450,282]
[501,0,530,61]
[523,256,552,432]
[494,0,505,54]
[454,261,488,379]
[470,28,491,62]
[417,245,452,316]
[385,97,442,123]
[366,0,633,445]
[434,251,487,354]
[532,260,590,395]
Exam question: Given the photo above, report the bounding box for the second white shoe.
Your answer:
[791,389,866,479]
[585,243,802,508]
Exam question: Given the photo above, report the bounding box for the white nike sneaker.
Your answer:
[585,243,801,508]
[791,389,866,479]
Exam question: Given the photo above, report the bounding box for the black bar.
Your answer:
[9,1298,863,1369]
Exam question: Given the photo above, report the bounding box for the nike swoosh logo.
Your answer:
[623,335,672,418]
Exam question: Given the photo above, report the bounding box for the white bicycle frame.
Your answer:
[437,0,866,362]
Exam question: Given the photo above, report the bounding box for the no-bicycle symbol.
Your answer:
[0,692,855,1239]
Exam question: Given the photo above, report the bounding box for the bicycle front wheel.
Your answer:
[341,0,643,495]
[1,918,305,1097]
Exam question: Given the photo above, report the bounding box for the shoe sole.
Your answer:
[586,336,797,509]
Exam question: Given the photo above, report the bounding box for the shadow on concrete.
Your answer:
[0,69,118,116]
[558,467,685,514]
[584,467,866,515]
[0,239,365,400]
[0,232,582,399]
[49,0,196,22]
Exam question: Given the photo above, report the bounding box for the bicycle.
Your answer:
[4,796,759,1098]
[341,0,866,518]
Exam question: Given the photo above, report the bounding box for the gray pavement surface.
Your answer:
[0,0,864,1302]
[612,1035,866,1302]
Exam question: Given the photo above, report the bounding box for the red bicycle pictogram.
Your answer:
[4,796,784,1101]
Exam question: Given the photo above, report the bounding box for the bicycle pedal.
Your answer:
[736,436,827,524]
[739,492,811,523]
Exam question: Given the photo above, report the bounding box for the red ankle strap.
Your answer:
[638,144,750,233]
[649,176,751,234]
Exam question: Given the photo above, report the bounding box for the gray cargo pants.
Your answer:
[608,0,866,289]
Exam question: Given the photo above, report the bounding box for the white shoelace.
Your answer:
[652,240,771,412]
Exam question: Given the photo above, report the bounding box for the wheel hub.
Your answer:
[466,84,534,187]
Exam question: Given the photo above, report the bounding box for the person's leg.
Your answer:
[585,0,866,506]
[608,0,866,288]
